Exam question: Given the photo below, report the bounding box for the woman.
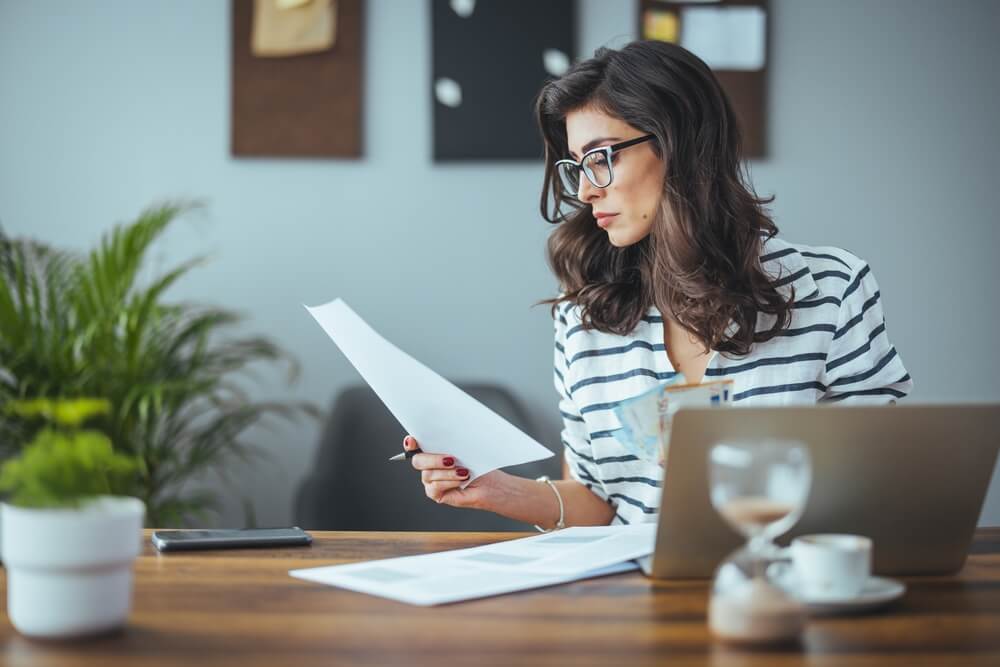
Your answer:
[403,40,912,530]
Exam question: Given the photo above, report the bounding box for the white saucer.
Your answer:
[771,567,906,615]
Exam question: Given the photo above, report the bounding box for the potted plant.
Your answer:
[0,202,317,526]
[0,398,144,639]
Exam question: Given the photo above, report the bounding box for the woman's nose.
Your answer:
[578,175,603,203]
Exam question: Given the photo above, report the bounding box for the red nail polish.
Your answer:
[443,457,455,467]
[456,468,469,477]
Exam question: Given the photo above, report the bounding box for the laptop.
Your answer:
[637,403,1000,578]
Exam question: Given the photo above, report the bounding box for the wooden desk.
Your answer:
[2,528,999,666]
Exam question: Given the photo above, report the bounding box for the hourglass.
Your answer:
[706,438,812,644]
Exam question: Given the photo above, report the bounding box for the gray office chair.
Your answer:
[294,383,560,531]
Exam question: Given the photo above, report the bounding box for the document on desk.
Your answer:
[305,298,554,482]
[289,524,656,606]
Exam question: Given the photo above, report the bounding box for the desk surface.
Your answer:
[2,528,999,667]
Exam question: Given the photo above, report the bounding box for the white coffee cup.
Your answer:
[790,534,872,599]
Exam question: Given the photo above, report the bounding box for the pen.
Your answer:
[388,447,422,462]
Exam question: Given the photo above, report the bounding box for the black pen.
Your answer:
[387,447,422,462]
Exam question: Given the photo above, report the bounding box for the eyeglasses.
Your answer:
[554,134,656,198]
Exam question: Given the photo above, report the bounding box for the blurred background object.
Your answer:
[294,383,557,530]
[430,0,574,160]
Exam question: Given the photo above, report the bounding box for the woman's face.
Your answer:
[563,106,666,247]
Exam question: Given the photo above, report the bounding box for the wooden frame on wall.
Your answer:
[231,0,364,158]
[638,0,769,158]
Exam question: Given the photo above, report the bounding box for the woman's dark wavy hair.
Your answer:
[536,40,792,357]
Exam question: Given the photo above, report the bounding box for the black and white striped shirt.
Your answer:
[553,236,913,525]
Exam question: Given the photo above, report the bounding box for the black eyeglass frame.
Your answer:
[553,134,657,196]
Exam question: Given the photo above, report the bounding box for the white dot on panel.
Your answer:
[543,49,570,77]
[450,0,475,19]
[435,78,463,108]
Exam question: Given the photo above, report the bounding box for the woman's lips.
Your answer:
[595,213,618,229]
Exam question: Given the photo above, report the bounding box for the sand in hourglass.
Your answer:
[717,497,795,528]
[710,496,804,644]
[709,578,804,645]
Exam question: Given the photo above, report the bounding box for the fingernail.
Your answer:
[403,436,410,447]
[443,457,455,467]
[456,467,469,477]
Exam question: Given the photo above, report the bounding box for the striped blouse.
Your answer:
[553,236,914,526]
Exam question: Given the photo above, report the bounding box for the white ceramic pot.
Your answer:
[1,496,144,639]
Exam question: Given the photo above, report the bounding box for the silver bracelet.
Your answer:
[533,475,566,533]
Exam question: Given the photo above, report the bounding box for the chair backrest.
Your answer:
[294,383,560,531]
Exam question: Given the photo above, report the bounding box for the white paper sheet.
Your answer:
[445,524,657,575]
[289,525,655,606]
[681,6,766,71]
[305,299,554,483]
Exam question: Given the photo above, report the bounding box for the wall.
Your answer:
[1,0,998,526]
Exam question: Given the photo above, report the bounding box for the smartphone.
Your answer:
[151,527,313,552]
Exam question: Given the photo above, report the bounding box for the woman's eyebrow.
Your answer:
[570,136,621,159]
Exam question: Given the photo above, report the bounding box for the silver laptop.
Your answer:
[638,403,1000,578]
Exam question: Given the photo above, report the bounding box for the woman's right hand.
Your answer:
[403,435,507,510]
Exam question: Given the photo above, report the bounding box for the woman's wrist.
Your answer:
[478,472,559,527]
[477,470,616,528]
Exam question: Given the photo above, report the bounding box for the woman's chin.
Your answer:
[605,227,644,248]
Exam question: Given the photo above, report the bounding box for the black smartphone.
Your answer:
[151,527,313,552]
